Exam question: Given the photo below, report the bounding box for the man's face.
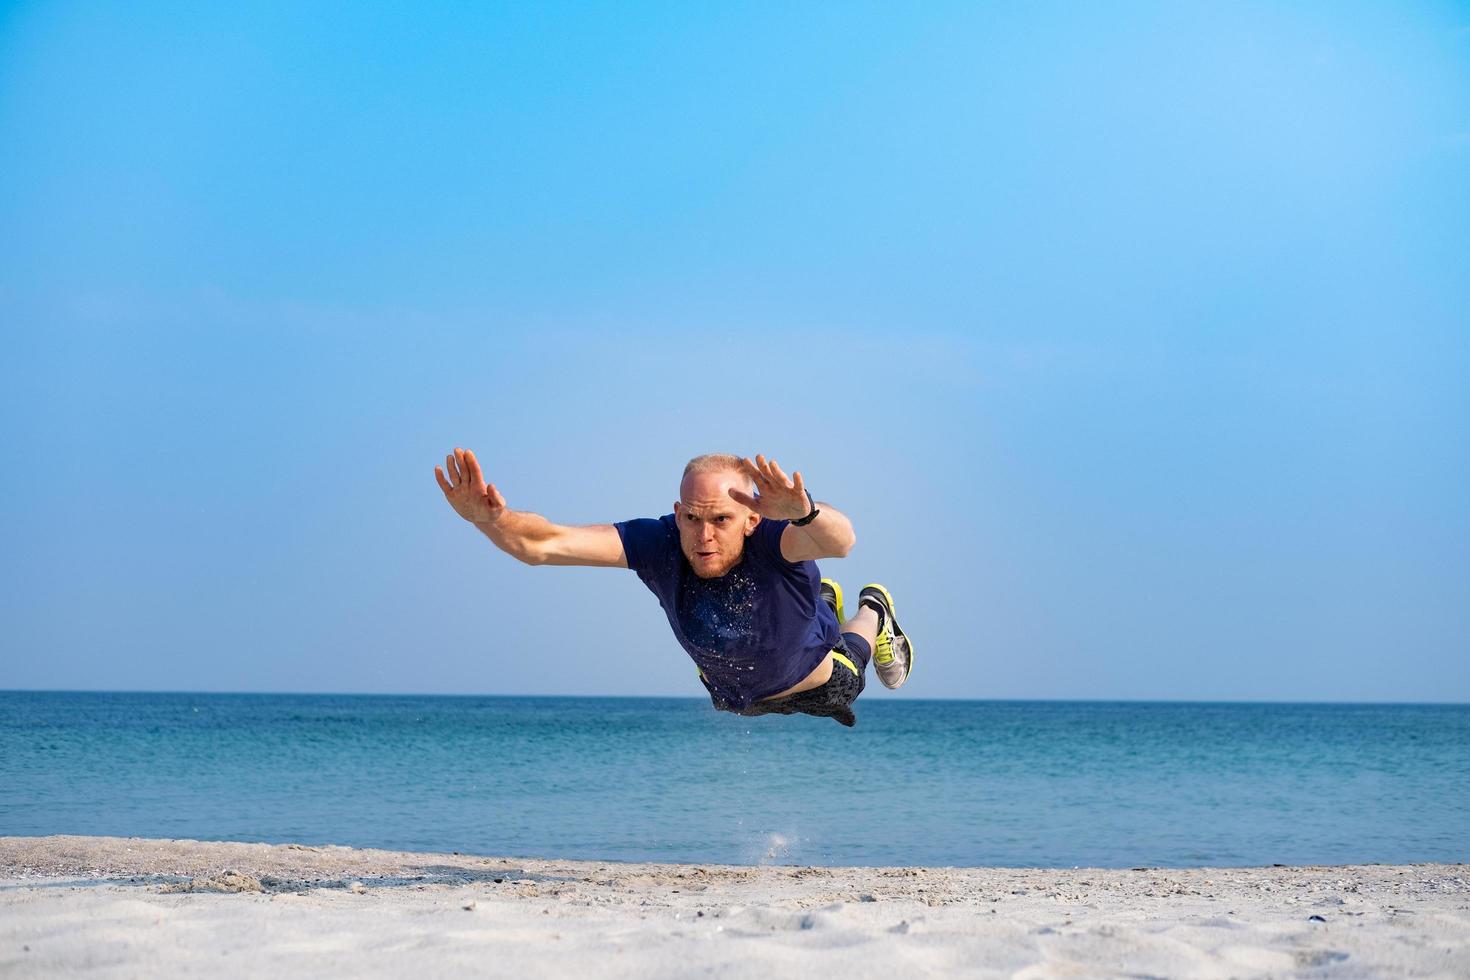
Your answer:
[674,469,760,579]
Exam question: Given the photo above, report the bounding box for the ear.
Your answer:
[744,511,761,536]
[673,502,683,520]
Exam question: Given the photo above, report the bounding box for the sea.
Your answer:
[2,692,1466,868]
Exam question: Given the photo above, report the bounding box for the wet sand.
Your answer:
[2,835,1467,978]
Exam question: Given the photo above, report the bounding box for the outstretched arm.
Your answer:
[434,448,627,567]
[728,455,856,563]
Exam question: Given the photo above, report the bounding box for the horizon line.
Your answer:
[2,688,1467,707]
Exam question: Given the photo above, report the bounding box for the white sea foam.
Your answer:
[754,831,798,865]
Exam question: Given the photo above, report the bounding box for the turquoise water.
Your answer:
[2,692,1466,868]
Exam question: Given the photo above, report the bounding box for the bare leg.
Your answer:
[840,605,879,656]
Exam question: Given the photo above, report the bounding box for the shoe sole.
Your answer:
[821,578,845,624]
[863,584,913,685]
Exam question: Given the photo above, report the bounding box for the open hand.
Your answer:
[728,455,811,521]
[434,448,507,525]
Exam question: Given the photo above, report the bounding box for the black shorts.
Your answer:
[708,639,868,727]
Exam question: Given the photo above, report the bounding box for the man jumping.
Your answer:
[434,448,913,726]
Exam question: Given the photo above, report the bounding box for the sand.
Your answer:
[2,836,1466,978]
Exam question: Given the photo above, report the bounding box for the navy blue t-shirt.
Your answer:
[614,515,841,711]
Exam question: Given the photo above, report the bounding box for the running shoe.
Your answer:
[819,578,845,625]
[860,584,912,690]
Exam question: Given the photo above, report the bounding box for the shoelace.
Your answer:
[873,623,897,665]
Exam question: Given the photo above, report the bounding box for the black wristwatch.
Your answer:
[790,490,821,526]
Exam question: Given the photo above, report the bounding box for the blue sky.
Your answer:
[3,1,1467,701]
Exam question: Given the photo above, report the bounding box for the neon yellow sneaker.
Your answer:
[819,578,845,625]
[860,584,911,689]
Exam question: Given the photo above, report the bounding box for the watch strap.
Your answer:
[790,490,820,527]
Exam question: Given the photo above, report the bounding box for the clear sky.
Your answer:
[3,1,1467,701]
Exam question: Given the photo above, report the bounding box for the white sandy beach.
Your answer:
[2,836,1466,978]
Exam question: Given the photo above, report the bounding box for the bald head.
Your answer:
[681,453,755,494]
[675,454,760,578]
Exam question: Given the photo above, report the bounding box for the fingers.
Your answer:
[434,466,453,494]
[750,454,794,489]
[455,448,471,489]
[463,448,486,490]
[791,470,806,498]
[486,482,506,509]
[728,487,759,509]
[445,451,462,488]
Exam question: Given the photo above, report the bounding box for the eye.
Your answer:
[716,516,730,524]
